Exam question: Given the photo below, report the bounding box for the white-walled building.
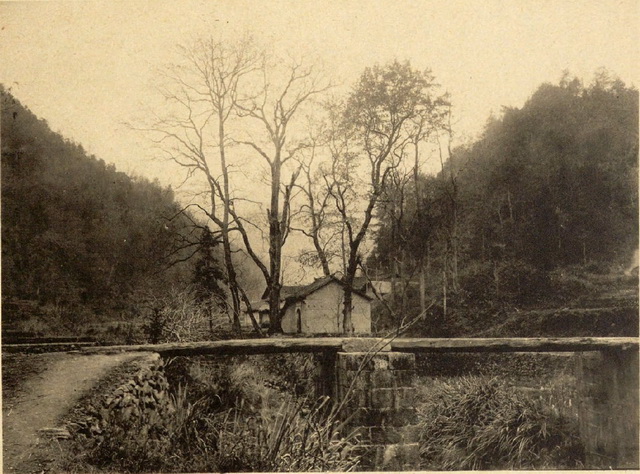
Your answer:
[246,275,372,334]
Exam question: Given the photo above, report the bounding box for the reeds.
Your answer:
[417,376,584,470]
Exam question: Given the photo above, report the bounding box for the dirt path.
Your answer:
[2,351,153,473]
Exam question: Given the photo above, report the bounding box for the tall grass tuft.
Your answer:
[417,376,584,470]
[212,396,362,472]
[65,356,362,473]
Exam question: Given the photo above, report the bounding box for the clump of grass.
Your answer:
[212,396,362,472]
[63,357,362,473]
[417,376,584,470]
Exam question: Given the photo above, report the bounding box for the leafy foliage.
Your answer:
[417,376,584,470]
[367,72,638,335]
[66,356,362,473]
[455,73,638,269]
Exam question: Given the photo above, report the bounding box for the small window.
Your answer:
[296,308,302,333]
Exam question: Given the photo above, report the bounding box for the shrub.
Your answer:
[139,286,224,343]
[458,261,496,304]
[547,267,595,302]
[254,353,317,396]
[212,397,362,472]
[65,355,364,472]
[417,376,584,470]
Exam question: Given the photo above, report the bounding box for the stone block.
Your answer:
[339,368,371,385]
[369,355,391,371]
[396,387,417,408]
[341,337,391,352]
[337,352,375,371]
[370,368,396,388]
[375,442,421,471]
[393,369,415,387]
[577,349,639,468]
[371,388,395,409]
[388,352,415,370]
[342,388,369,408]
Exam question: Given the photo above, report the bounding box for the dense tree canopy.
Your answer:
[454,73,638,268]
[1,87,204,324]
[367,73,638,329]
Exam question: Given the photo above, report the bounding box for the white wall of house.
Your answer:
[281,281,371,334]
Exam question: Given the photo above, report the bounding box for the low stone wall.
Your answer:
[72,353,170,439]
[336,351,420,471]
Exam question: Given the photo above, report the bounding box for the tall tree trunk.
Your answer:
[268,160,283,334]
[419,262,426,313]
[442,247,448,319]
[219,117,247,334]
[400,250,408,316]
[451,205,459,292]
[342,251,358,334]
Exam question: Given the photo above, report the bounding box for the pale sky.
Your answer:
[1,0,638,281]
[1,0,638,184]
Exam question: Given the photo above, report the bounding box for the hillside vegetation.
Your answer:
[369,72,638,336]
[1,87,214,340]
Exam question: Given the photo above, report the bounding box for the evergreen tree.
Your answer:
[192,228,228,335]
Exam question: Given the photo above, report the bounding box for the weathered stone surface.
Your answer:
[576,349,639,469]
[81,336,638,357]
[371,388,395,409]
[341,337,391,352]
[391,369,414,387]
[370,368,396,388]
[341,388,370,409]
[375,442,421,471]
[388,352,415,370]
[395,387,417,408]
[335,350,420,470]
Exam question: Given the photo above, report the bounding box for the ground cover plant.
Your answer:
[59,354,362,473]
[416,375,584,470]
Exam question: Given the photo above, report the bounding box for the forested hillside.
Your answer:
[1,87,207,338]
[369,73,638,335]
[454,73,638,268]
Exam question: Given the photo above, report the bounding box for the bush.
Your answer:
[212,397,362,472]
[456,260,550,307]
[140,286,226,343]
[458,261,496,304]
[495,260,550,303]
[67,356,362,473]
[547,267,595,302]
[417,376,584,470]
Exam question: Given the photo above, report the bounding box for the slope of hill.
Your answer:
[1,87,196,337]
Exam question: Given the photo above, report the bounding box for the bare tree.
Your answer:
[434,102,460,308]
[145,36,329,334]
[143,36,262,334]
[323,61,443,333]
[230,57,331,333]
[292,126,345,276]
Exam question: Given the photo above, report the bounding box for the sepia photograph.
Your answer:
[1,1,638,472]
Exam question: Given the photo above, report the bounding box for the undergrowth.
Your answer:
[417,376,584,470]
[61,356,361,473]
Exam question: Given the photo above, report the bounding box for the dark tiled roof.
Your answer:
[259,274,372,304]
